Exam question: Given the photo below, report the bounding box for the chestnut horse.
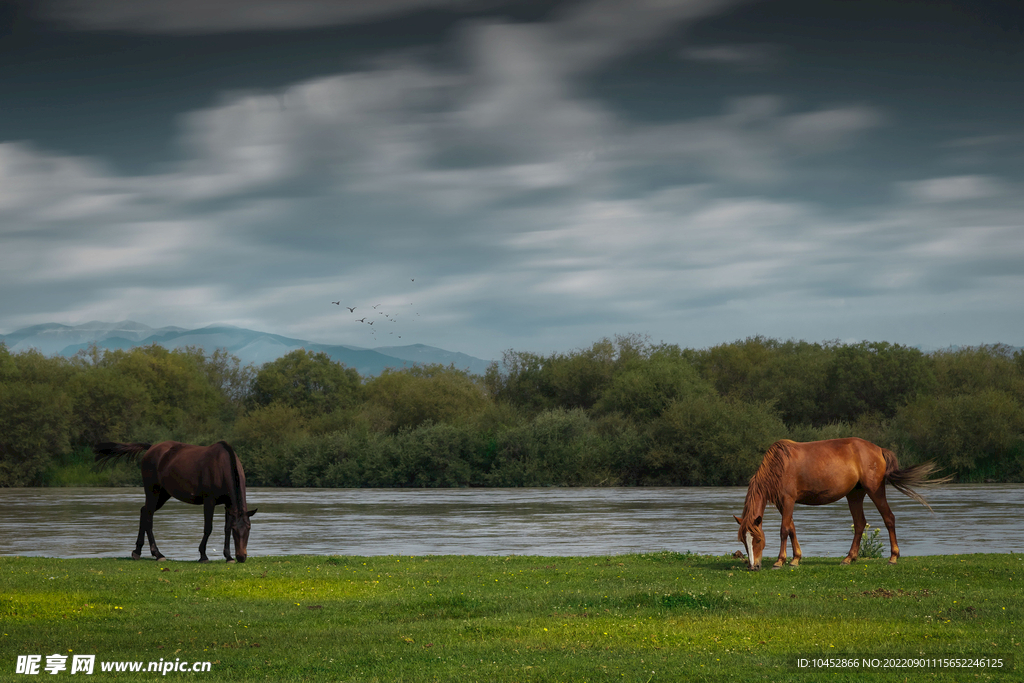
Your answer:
[734,438,950,570]
[94,441,256,563]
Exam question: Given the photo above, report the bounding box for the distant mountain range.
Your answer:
[0,321,494,377]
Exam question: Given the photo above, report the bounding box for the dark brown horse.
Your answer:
[94,441,256,563]
[734,438,951,570]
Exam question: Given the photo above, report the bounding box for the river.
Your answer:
[0,485,1020,560]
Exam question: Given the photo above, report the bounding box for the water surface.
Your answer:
[1,485,1019,559]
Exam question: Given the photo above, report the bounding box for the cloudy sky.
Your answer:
[2,0,1022,360]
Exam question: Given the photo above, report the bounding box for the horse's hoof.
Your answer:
[225,559,236,564]
[198,559,209,564]
[131,552,141,561]
[156,556,167,562]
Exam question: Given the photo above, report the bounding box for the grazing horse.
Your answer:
[734,438,951,570]
[94,441,256,563]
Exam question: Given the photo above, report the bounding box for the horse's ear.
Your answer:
[248,508,257,517]
[753,515,762,527]
[733,515,743,525]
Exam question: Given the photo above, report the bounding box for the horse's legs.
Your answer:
[147,490,171,560]
[788,509,802,567]
[773,500,801,568]
[222,507,236,563]
[135,488,170,561]
[867,486,900,564]
[843,489,868,565]
[133,505,148,560]
[197,498,215,563]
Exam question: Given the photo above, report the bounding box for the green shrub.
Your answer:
[41,445,141,487]
[594,347,711,421]
[819,341,935,424]
[362,365,489,433]
[0,348,72,485]
[895,388,1024,480]
[248,349,361,418]
[647,395,786,485]
[487,408,599,486]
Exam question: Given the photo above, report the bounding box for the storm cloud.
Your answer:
[2,0,1022,359]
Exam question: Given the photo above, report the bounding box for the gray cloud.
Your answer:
[681,43,783,69]
[548,0,750,74]
[4,0,1023,358]
[897,175,1005,203]
[35,0,476,33]
[619,97,884,185]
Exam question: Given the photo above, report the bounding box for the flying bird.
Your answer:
[331,301,340,305]
[346,307,356,313]
[356,318,367,323]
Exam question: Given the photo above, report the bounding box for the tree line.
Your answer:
[1,335,1022,487]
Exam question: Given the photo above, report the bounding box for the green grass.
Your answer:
[2,553,1021,681]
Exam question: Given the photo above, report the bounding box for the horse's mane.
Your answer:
[217,440,247,515]
[744,440,793,510]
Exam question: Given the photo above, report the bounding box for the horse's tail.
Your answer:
[881,448,954,512]
[93,442,152,467]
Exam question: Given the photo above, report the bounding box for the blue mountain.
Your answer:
[1,321,493,377]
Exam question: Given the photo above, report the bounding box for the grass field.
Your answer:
[2,552,1021,681]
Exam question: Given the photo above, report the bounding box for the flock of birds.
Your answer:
[331,280,419,341]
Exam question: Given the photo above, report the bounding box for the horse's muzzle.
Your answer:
[236,554,247,563]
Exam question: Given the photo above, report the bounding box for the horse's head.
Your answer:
[231,508,257,563]
[734,514,764,571]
